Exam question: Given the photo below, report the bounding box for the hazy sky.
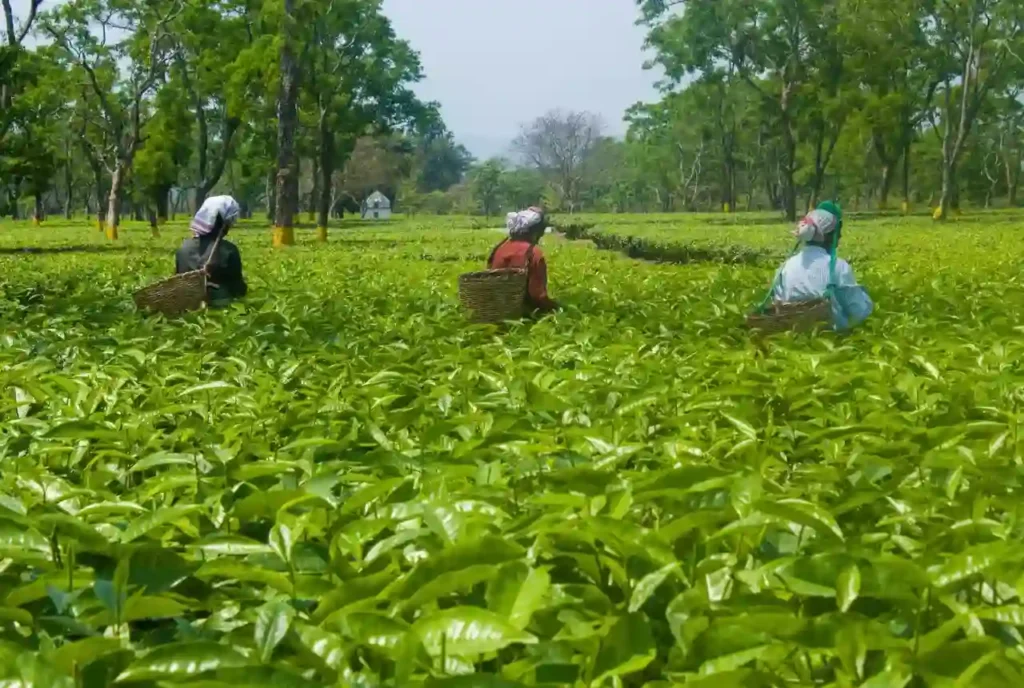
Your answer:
[381,0,661,158]
[9,0,662,158]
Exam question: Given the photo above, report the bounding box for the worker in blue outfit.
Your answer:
[770,201,873,331]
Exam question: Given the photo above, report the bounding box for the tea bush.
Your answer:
[1,214,1024,686]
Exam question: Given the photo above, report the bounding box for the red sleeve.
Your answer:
[527,248,556,310]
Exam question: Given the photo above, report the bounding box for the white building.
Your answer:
[361,191,392,220]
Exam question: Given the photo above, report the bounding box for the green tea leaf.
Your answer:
[413,607,537,657]
[255,599,295,663]
[593,613,656,683]
[116,642,249,682]
[836,563,861,613]
[629,563,679,613]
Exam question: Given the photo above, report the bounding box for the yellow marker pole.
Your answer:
[901,201,909,215]
[107,225,119,240]
[722,203,731,213]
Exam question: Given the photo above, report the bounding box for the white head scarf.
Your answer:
[191,195,241,237]
[793,208,839,244]
[506,207,545,239]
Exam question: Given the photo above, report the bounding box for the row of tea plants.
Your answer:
[1,216,1024,686]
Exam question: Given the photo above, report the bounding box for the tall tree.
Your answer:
[415,130,474,193]
[0,0,43,141]
[639,0,850,220]
[470,158,504,217]
[44,0,181,239]
[272,0,300,245]
[927,0,1024,220]
[848,0,936,211]
[514,110,603,214]
[172,0,260,207]
[305,0,424,240]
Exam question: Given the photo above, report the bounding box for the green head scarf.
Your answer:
[816,200,843,233]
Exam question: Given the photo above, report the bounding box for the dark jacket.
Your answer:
[175,236,248,302]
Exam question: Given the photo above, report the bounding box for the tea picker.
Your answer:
[134,196,248,316]
[747,201,873,333]
[458,207,559,324]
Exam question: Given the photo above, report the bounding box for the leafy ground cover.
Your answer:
[2,215,1024,686]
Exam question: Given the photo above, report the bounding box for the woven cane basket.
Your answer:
[746,298,832,334]
[458,268,529,324]
[133,270,209,316]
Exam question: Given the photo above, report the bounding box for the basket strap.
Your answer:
[753,240,800,314]
[487,239,508,268]
[825,231,838,295]
[200,231,225,274]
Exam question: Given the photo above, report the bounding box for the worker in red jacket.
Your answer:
[488,206,559,313]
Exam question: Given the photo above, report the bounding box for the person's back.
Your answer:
[175,237,247,302]
[176,195,248,305]
[770,202,873,331]
[489,208,558,312]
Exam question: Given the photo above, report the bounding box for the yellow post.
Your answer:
[316,226,328,242]
[932,206,944,221]
[106,225,119,240]
[722,202,731,213]
[272,226,295,247]
[901,201,909,215]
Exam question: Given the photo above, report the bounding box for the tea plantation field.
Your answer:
[2,214,1024,686]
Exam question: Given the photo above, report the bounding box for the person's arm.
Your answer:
[528,249,558,311]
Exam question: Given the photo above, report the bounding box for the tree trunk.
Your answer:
[721,151,736,213]
[878,164,892,210]
[154,185,169,223]
[106,161,125,240]
[950,168,960,212]
[309,155,319,224]
[90,165,107,232]
[273,0,300,247]
[63,160,73,219]
[33,194,43,225]
[780,109,797,221]
[317,112,333,240]
[1004,148,1020,207]
[902,139,912,214]
[266,170,276,222]
[937,157,953,221]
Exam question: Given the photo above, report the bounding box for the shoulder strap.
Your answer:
[200,231,225,274]
[754,239,800,314]
[487,238,508,268]
[825,231,839,295]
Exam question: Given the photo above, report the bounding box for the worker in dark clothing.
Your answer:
[175,195,247,306]
[488,206,559,313]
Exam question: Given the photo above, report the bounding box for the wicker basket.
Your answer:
[133,270,209,316]
[746,298,832,334]
[458,268,529,323]
[134,232,223,317]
